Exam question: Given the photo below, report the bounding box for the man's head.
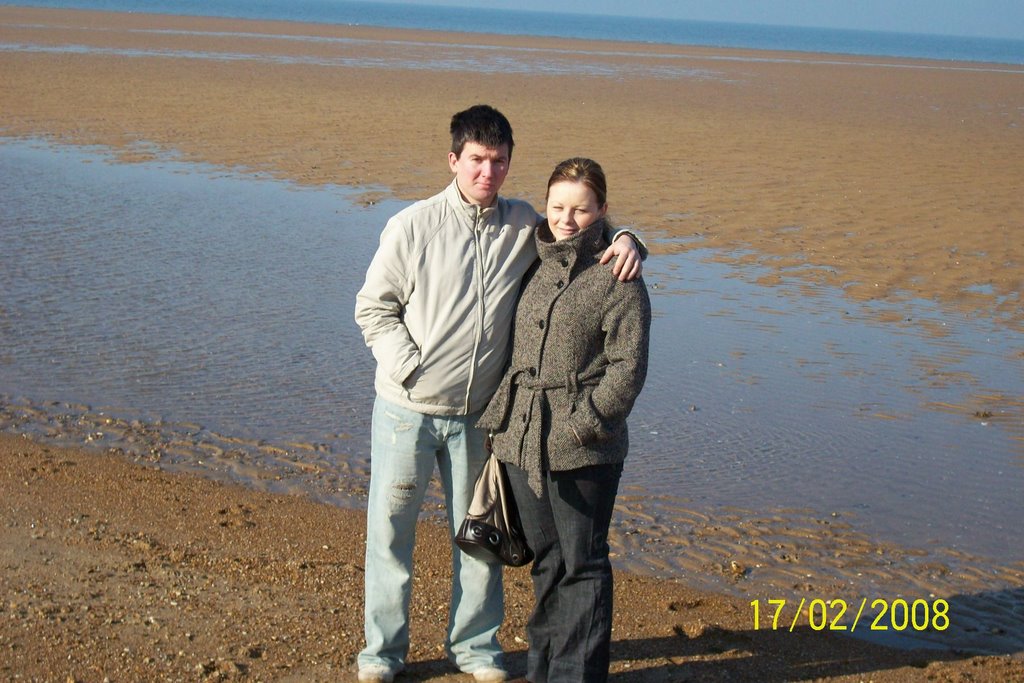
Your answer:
[449,104,514,160]
[448,105,513,207]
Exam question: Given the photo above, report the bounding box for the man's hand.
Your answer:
[600,233,643,281]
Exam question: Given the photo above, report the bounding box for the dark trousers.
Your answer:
[506,462,623,683]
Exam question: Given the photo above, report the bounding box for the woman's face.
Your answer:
[545,180,607,241]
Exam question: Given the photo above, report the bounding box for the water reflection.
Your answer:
[1,138,382,446]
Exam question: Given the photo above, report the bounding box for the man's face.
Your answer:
[448,141,510,207]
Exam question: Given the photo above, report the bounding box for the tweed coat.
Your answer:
[477,218,651,492]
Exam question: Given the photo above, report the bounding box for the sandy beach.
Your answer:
[2,7,1022,334]
[2,6,1023,681]
[4,432,1023,682]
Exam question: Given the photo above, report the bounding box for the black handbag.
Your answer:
[455,453,534,567]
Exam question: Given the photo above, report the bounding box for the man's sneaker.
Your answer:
[357,663,398,683]
[471,666,509,682]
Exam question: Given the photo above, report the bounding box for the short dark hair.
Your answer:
[450,104,514,159]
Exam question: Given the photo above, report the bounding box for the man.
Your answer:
[354,104,642,683]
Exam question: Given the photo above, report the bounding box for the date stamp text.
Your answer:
[750,598,949,632]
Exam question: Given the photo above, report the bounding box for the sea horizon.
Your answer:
[3,0,1024,65]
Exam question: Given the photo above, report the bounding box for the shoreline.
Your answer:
[5,3,1024,68]
[3,432,1023,681]
[3,393,1023,624]
[2,6,1022,332]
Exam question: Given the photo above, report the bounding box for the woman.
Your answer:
[477,157,651,682]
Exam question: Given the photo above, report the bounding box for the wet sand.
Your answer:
[4,432,1024,681]
[1,6,1023,680]
[2,7,1022,335]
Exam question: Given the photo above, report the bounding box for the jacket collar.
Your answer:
[445,178,498,227]
[536,217,609,266]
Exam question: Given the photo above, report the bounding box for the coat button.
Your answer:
[556,280,564,289]
[538,319,545,329]
[528,367,536,376]
[560,258,569,267]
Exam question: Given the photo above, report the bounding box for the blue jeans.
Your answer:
[359,397,505,673]
[506,462,623,683]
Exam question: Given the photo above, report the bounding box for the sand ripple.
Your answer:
[3,396,1021,654]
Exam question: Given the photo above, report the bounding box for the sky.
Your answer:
[365,0,1024,41]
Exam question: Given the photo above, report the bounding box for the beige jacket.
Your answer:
[355,179,541,415]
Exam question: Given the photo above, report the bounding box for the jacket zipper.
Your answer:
[465,205,488,413]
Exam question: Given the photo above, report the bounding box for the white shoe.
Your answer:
[357,664,398,683]
[472,666,509,682]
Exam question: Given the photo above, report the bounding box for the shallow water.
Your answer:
[5,0,1024,64]
[4,26,1023,80]
[0,36,724,81]
[1,138,1022,652]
